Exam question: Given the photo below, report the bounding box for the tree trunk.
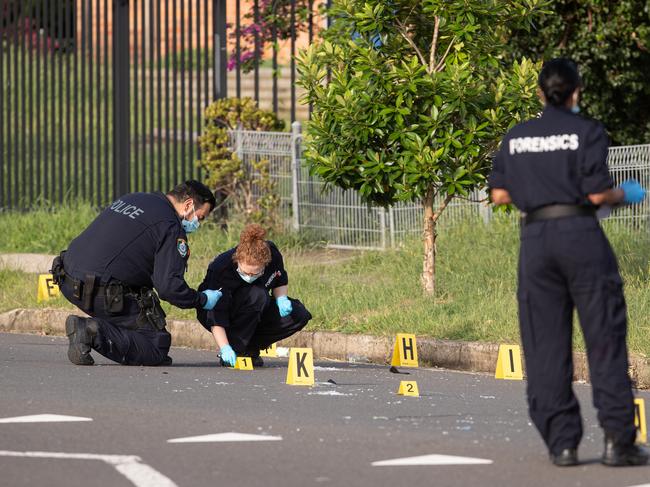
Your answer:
[421,189,454,296]
[422,189,436,294]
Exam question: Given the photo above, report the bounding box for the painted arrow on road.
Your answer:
[372,454,493,466]
[0,414,92,423]
[0,450,177,487]
[167,432,282,443]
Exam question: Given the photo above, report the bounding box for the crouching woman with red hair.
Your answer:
[196,224,312,367]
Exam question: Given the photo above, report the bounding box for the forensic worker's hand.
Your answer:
[619,179,646,205]
[276,295,293,317]
[220,344,237,367]
[202,289,223,310]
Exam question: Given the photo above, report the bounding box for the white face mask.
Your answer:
[181,204,199,233]
[237,267,263,284]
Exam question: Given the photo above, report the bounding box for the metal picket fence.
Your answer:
[231,124,650,250]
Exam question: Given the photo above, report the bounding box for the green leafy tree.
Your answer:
[297,0,547,294]
[197,97,285,228]
[507,0,650,145]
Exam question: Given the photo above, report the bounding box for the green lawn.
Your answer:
[1,205,649,356]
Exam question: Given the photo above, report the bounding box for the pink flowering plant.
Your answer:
[228,0,319,72]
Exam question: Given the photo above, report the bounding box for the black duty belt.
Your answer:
[61,271,141,310]
[524,204,596,225]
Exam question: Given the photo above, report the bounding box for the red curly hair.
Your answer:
[233,224,271,266]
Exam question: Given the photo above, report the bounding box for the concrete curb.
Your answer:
[2,307,649,389]
[0,253,56,274]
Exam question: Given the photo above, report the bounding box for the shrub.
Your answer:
[196,97,285,229]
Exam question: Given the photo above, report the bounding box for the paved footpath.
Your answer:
[1,332,649,487]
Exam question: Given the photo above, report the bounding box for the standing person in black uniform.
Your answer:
[196,224,311,367]
[489,58,648,467]
[53,180,224,367]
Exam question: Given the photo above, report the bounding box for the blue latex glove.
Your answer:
[220,344,237,367]
[202,289,222,310]
[619,179,647,204]
[276,295,293,318]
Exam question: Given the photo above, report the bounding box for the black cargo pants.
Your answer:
[517,216,636,455]
[60,278,171,366]
[219,286,312,355]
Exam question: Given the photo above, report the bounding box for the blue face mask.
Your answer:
[237,267,263,284]
[181,205,200,234]
[571,105,581,114]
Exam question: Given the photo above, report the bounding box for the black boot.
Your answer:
[65,315,98,366]
[602,434,649,466]
[247,349,264,367]
[549,448,578,467]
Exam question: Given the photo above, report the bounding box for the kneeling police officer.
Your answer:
[53,180,223,366]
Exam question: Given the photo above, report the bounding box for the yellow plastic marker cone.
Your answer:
[37,274,60,302]
[234,357,254,370]
[397,380,419,397]
[635,398,647,444]
[390,333,418,367]
[286,348,314,386]
[260,343,277,358]
[494,344,523,380]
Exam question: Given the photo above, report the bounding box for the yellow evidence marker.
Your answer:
[635,398,647,444]
[37,274,60,302]
[234,357,254,370]
[397,381,419,397]
[286,347,314,386]
[259,343,277,358]
[391,333,418,368]
[494,344,523,380]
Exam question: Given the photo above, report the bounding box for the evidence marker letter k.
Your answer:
[296,352,309,377]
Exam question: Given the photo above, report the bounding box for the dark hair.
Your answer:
[167,180,216,210]
[538,58,582,107]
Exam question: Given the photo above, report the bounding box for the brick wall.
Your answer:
[76,0,317,64]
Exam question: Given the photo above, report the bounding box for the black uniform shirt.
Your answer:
[488,105,613,213]
[196,242,288,330]
[63,192,205,309]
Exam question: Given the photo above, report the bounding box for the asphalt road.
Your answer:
[1,332,649,487]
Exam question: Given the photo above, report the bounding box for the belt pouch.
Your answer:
[82,274,97,311]
[105,282,124,314]
[72,279,83,300]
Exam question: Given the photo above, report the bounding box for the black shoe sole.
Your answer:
[601,457,649,467]
[550,448,578,467]
[65,315,95,366]
[552,458,579,467]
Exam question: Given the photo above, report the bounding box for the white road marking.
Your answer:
[0,414,92,423]
[313,366,353,372]
[627,484,650,487]
[0,450,177,487]
[167,432,282,443]
[372,454,493,466]
[307,391,352,396]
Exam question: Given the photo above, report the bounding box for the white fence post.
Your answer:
[379,209,387,249]
[388,207,396,248]
[234,123,243,159]
[478,188,491,224]
[291,121,302,231]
